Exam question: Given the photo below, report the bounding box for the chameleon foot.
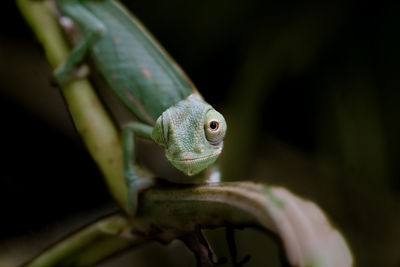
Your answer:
[53,64,90,85]
[127,177,157,216]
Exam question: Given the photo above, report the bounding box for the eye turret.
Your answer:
[204,109,226,146]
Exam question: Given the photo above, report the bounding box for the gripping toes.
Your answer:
[127,177,157,215]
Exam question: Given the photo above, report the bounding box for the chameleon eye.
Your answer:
[209,121,219,131]
[204,109,226,145]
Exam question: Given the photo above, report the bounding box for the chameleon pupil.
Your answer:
[210,121,218,130]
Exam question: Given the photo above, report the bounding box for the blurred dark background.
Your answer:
[1,0,399,266]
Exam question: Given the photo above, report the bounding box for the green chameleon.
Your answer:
[52,0,227,213]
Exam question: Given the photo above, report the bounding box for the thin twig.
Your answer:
[226,226,251,267]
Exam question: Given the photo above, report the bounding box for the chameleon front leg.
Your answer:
[206,164,221,183]
[53,0,106,84]
[122,122,157,214]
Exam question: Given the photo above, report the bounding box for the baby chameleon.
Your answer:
[52,0,227,213]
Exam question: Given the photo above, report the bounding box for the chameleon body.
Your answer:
[53,0,227,212]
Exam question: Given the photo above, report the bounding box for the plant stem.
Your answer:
[16,0,128,209]
[24,183,353,267]
[25,214,146,267]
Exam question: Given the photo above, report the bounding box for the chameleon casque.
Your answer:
[52,0,227,212]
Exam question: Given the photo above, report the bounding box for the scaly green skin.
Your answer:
[53,0,227,212]
[152,94,226,176]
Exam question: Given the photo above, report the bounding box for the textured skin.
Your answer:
[152,94,226,176]
[56,0,195,124]
[54,0,227,178]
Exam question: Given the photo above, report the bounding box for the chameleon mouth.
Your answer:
[169,149,222,163]
[167,149,222,176]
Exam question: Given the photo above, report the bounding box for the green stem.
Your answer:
[24,183,353,267]
[25,214,146,267]
[16,0,127,209]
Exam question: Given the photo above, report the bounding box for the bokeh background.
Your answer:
[1,0,399,266]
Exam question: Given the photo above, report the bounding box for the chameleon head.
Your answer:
[151,94,227,176]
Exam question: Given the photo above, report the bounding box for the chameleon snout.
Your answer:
[167,149,222,176]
